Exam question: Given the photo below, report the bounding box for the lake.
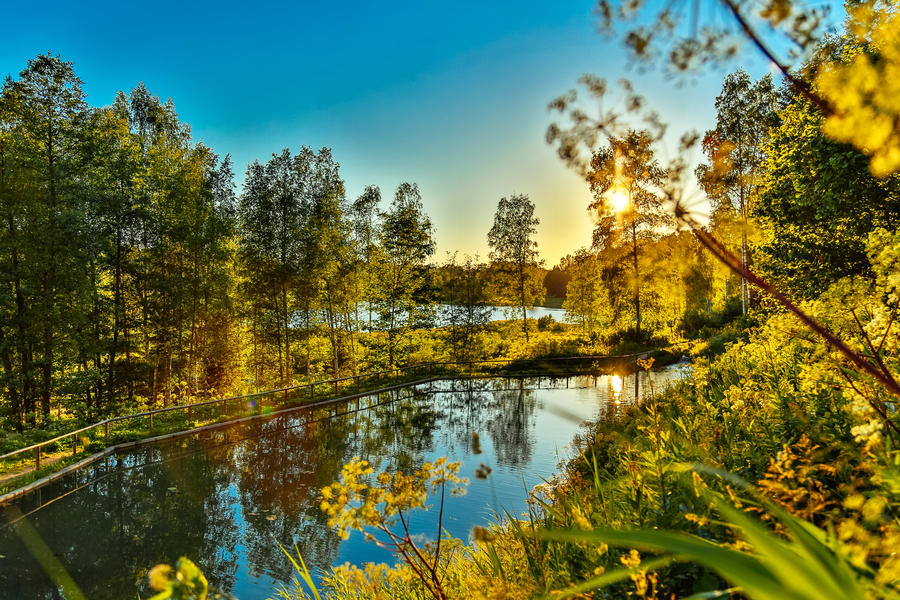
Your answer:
[482,305,567,322]
[0,366,686,599]
[318,304,569,331]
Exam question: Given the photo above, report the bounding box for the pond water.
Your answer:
[0,366,687,600]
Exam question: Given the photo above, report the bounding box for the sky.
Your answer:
[0,0,781,264]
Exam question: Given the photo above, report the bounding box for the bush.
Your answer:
[537,314,554,331]
[606,326,669,353]
[679,297,743,338]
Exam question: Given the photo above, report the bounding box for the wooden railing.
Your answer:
[0,354,644,484]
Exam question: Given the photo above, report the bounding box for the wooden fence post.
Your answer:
[36,446,41,470]
[105,420,109,440]
[149,412,154,433]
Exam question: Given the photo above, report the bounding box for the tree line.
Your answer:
[0,55,566,432]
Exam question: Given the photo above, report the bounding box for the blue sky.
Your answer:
[1,0,783,263]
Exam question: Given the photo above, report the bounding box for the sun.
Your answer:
[608,187,630,213]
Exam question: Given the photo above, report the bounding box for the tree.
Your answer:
[299,147,353,377]
[0,54,88,425]
[587,130,672,339]
[349,185,382,334]
[543,264,571,300]
[77,100,144,415]
[132,88,234,407]
[487,194,544,341]
[562,248,609,335]
[754,96,900,299]
[238,152,304,387]
[696,70,779,313]
[372,183,435,367]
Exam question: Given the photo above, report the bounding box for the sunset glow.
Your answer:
[608,187,630,213]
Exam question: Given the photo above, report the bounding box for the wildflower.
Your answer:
[684,513,708,527]
[620,549,642,568]
[570,505,593,531]
[148,564,173,592]
[862,496,887,523]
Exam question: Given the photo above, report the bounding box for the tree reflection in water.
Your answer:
[0,368,684,600]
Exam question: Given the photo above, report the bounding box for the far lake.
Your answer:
[0,366,686,599]
[306,305,570,330]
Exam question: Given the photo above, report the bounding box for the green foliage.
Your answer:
[754,97,900,299]
[237,146,354,386]
[562,248,610,334]
[536,314,555,331]
[371,183,436,367]
[0,58,239,432]
[696,69,779,314]
[487,194,544,341]
[679,297,743,339]
[543,265,570,299]
[587,130,675,339]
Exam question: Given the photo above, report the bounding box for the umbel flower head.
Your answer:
[320,456,467,540]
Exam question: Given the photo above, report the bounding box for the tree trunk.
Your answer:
[282,285,291,387]
[519,263,529,342]
[40,105,58,423]
[740,179,747,315]
[632,221,641,339]
[108,232,123,409]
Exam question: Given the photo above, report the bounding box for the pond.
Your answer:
[0,366,687,600]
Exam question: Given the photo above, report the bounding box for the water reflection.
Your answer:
[610,374,623,404]
[0,368,683,600]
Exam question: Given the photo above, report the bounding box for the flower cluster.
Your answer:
[320,457,467,540]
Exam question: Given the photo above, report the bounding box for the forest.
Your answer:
[0,55,726,437]
[4,0,900,599]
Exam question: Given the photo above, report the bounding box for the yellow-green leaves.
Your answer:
[817,1,900,177]
[320,457,467,540]
[147,557,208,600]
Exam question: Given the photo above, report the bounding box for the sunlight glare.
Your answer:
[610,374,623,404]
[609,188,630,213]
